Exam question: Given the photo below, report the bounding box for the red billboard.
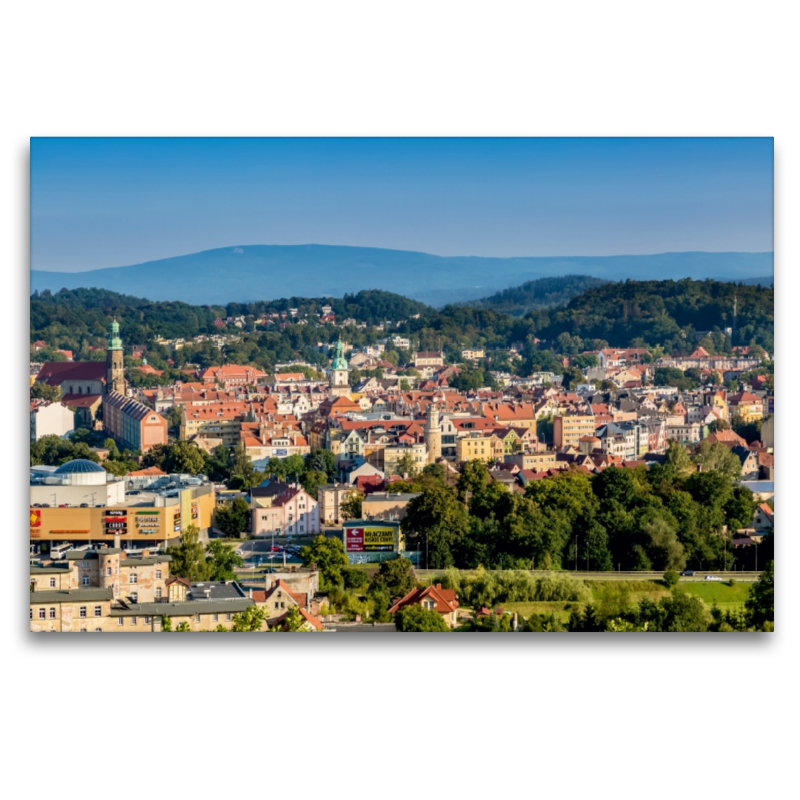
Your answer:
[346,527,364,552]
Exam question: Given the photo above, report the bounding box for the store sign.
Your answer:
[106,521,127,530]
[106,509,127,518]
[345,527,395,553]
[135,510,161,515]
[30,509,41,527]
[274,449,288,457]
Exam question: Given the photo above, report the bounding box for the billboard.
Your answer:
[345,526,395,552]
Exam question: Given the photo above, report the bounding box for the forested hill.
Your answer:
[461,275,610,315]
[29,288,433,348]
[519,279,774,355]
[30,279,774,374]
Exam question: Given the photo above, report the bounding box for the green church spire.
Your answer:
[108,319,122,350]
[331,338,348,371]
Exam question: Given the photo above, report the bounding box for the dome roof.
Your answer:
[55,458,106,474]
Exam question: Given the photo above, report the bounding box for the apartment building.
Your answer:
[553,414,596,450]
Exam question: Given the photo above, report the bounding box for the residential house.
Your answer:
[388,583,460,628]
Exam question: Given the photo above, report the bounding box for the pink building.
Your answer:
[251,485,321,537]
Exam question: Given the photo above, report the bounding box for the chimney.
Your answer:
[436,583,442,590]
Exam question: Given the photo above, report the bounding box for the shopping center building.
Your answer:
[30,459,216,551]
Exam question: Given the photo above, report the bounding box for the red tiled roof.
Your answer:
[35,361,107,386]
[61,393,103,408]
[127,466,166,476]
[389,583,458,615]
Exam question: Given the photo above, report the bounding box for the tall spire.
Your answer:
[331,338,348,371]
[108,318,122,350]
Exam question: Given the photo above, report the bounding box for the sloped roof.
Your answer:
[35,361,106,386]
[389,584,458,615]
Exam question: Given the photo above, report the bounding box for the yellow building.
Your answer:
[456,435,502,463]
[504,451,558,471]
[728,392,765,424]
[553,414,596,450]
[30,482,216,549]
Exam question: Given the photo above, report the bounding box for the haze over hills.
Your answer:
[30,245,774,307]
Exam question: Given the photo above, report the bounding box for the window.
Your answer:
[129,572,138,584]
[155,587,162,599]
[49,577,56,588]
[226,614,232,622]
[118,617,124,626]
[106,567,112,576]
[30,609,33,620]
[49,608,56,619]
[82,576,90,586]
[213,614,219,622]
[79,606,87,618]
[130,592,138,603]
[95,628,102,632]
[38,608,46,619]
[155,570,162,580]
[274,602,279,609]
[144,616,150,624]
[80,628,87,632]
[94,606,102,617]
[195,614,201,622]
[131,617,137,626]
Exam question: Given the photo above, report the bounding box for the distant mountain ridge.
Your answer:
[30,244,774,306]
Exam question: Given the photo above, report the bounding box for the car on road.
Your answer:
[680,569,695,576]
[704,574,723,581]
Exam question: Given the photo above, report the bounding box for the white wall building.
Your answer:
[30,401,75,441]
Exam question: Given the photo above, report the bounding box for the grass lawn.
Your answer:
[473,580,752,624]
[680,581,751,609]
[478,601,575,623]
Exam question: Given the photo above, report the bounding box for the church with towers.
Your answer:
[101,319,167,453]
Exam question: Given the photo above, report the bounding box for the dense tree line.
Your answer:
[401,444,757,572]
[31,280,773,381]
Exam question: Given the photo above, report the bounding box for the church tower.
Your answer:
[329,339,351,398]
[106,319,125,395]
[425,403,442,464]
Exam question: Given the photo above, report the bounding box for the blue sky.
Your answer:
[31,137,773,272]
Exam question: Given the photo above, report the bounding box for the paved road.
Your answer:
[324,623,397,633]
[413,569,760,582]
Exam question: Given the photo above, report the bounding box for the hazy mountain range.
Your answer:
[30,245,774,307]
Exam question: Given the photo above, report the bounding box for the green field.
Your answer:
[680,581,752,610]
[466,580,751,625]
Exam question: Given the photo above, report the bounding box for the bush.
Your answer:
[395,605,449,632]
[343,567,369,590]
[662,570,680,589]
